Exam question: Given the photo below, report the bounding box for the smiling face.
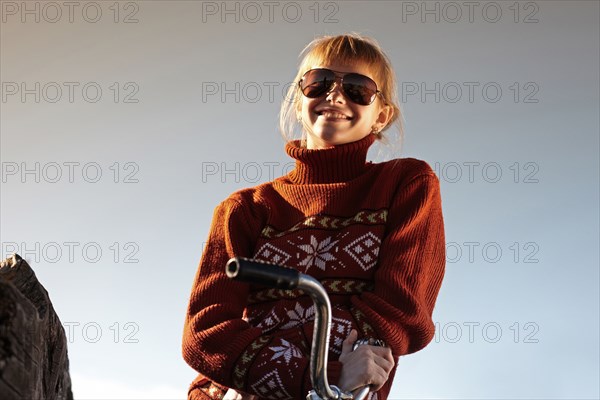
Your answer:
[299,61,393,150]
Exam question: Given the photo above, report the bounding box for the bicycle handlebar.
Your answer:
[226,257,300,289]
[226,257,369,400]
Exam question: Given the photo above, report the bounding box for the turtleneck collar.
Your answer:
[284,133,376,184]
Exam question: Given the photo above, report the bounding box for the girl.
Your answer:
[182,33,446,400]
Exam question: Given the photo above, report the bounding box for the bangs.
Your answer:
[299,35,385,77]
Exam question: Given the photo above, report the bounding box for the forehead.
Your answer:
[310,60,377,81]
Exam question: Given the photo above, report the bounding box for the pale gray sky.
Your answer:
[1,1,598,398]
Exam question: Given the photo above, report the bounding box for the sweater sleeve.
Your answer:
[182,197,343,398]
[350,172,446,356]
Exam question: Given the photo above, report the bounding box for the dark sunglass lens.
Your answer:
[343,83,370,105]
[301,69,334,98]
[344,73,377,105]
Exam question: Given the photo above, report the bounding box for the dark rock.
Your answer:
[0,253,73,400]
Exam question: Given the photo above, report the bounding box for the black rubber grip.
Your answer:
[225,257,300,289]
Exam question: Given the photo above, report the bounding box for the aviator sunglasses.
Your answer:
[298,68,382,106]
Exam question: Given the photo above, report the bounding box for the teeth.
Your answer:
[320,111,349,119]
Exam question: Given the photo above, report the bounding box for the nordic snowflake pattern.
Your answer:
[298,235,339,271]
[280,303,315,330]
[343,232,381,271]
[250,369,292,399]
[269,339,303,364]
[240,217,390,400]
[254,242,292,265]
[330,316,354,355]
[253,309,282,334]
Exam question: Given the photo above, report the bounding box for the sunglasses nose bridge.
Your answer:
[328,78,343,92]
[324,81,347,103]
[324,74,346,98]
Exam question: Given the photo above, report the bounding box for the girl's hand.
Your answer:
[337,330,395,393]
[223,389,257,400]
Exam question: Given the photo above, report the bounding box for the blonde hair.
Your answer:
[279,33,404,156]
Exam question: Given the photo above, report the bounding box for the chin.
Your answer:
[313,131,345,145]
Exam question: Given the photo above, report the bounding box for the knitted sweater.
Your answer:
[182,133,446,400]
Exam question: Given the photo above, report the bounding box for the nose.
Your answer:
[325,79,346,103]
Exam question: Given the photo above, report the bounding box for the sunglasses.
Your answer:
[298,68,382,106]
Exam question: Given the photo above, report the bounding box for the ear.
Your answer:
[296,101,303,122]
[374,103,394,131]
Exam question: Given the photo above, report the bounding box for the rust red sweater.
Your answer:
[182,133,446,400]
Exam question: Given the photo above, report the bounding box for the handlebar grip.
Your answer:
[225,257,300,290]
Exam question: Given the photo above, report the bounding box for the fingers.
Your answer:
[353,345,395,373]
[351,346,395,391]
[340,329,358,358]
[370,351,394,391]
[338,339,396,392]
[223,389,257,400]
[365,363,389,392]
[350,353,389,392]
[374,346,395,373]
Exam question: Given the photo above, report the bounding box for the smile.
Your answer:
[317,111,352,120]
